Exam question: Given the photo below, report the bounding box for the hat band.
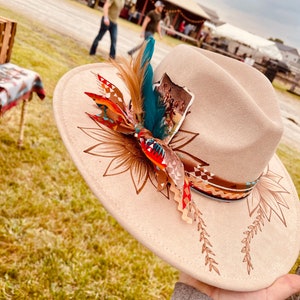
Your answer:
[187,172,258,201]
[178,153,259,201]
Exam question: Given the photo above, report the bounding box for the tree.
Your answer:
[268,37,284,44]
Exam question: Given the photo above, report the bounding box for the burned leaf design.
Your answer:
[170,130,209,169]
[170,129,199,150]
[241,166,290,274]
[189,200,220,275]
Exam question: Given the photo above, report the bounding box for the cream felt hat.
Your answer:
[53,41,300,292]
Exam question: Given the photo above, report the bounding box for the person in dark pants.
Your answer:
[127,1,164,56]
[89,0,124,59]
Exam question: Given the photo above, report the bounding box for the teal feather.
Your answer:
[141,36,166,139]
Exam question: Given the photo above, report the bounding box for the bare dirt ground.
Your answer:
[1,0,300,150]
[276,89,300,149]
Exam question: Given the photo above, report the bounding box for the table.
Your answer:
[0,63,46,146]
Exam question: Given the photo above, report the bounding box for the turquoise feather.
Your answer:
[141,36,166,139]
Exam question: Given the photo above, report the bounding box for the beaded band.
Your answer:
[180,153,260,201]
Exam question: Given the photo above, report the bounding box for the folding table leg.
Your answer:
[18,99,28,147]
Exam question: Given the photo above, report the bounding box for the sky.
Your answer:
[197,0,300,51]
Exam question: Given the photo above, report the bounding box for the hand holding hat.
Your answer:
[173,272,300,299]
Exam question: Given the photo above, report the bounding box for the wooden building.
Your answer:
[133,0,210,40]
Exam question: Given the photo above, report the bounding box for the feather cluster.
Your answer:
[110,42,147,125]
[111,37,166,139]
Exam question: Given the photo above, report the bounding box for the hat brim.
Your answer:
[53,62,300,292]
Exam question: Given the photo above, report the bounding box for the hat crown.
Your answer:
[154,45,283,185]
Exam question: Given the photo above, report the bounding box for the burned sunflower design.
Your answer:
[79,122,154,195]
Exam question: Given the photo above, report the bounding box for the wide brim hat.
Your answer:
[53,43,300,292]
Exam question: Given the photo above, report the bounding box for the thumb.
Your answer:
[268,274,300,300]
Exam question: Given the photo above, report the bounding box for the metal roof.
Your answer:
[165,0,210,19]
[275,42,299,56]
[198,4,219,21]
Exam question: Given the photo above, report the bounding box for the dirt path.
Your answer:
[277,90,300,149]
[1,0,300,150]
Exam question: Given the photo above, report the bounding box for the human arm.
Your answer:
[140,15,151,38]
[157,21,163,39]
[172,272,300,300]
[103,0,112,26]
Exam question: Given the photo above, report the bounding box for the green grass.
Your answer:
[0,4,177,300]
[0,2,300,299]
[277,144,300,273]
[277,144,300,191]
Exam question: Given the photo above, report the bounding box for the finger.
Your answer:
[268,274,300,299]
[178,272,214,296]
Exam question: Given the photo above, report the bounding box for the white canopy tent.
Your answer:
[203,20,216,30]
[213,23,282,60]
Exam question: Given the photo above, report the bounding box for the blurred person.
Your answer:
[179,20,185,33]
[162,11,175,36]
[128,4,136,21]
[244,55,255,66]
[89,0,125,59]
[184,23,194,36]
[127,1,164,56]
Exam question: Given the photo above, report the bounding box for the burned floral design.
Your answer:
[78,121,153,195]
[241,167,289,274]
